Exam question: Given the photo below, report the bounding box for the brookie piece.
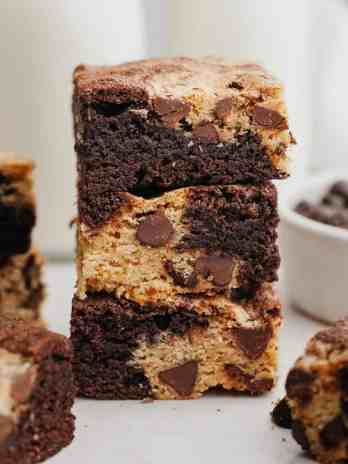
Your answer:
[77,183,279,305]
[0,321,75,463]
[73,57,294,228]
[274,320,348,464]
[71,284,281,400]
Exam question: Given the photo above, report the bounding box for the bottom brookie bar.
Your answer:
[272,320,348,464]
[0,249,44,323]
[71,284,281,400]
[0,321,75,464]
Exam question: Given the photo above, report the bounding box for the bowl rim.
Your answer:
[279,170,348,242]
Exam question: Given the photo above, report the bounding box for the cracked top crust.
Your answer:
[73,57,293,161]
[74,56,281,103]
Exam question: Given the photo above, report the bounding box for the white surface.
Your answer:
[42,262,324,464]
[279,171,348,323]
[0,1,147,256]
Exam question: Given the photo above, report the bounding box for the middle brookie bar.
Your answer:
[77,183,279,305]
[71,283,281,400]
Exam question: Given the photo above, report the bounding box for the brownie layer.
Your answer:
[0,250,45,323]
[276,320,348,463]
[73,57,294,227]
[0,154,36,257]
[77,183,279,305]
[0,322,75,463]
[71,284,281,400]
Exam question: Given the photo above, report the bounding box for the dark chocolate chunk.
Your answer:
[0,416,13,443]
[224,365,273,394]
[342,398,348,416]
[322,193,346,209]
[152,97,191,127]
[232,324,272,360]
[136,212,174,247]
[192,121,219,141]
[195,255,234,287]
[320,416,348,449]
[215,97,235,121]
[292,420,310,451]
[164,260,198,288]
[271,398,293,429]
[253,106,287,129]
[248,378,274,394]
[158,360,198,396]
[286,368,315,405]
[11,367,36,403]
[331,181,348,200]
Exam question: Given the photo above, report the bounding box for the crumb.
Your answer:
[142,398,154,404]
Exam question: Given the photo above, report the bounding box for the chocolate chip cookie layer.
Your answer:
[0,322,75,463]
[71,284,281,400]
[73,57,294,227]
[77,183,279,305]
[275,320,348,463]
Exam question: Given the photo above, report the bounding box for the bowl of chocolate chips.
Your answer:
[279,172,348,323]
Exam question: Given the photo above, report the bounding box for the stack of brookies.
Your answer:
[0,155,44,323]
[71,57,295,400]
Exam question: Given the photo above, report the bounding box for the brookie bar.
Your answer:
[71,284,281,400]
[0,321,75,463]
[76,183,279,305]
[73,57,294,228]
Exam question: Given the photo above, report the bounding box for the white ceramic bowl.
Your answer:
[279,172,348,324]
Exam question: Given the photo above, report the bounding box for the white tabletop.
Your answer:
[44,262,322,464]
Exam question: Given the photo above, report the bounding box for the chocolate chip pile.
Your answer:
[295,181,348,230]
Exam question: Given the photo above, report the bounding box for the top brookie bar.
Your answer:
[73,57,294,228]
[0,154,36,258]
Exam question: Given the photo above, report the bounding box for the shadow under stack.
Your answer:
[71,57,294,399]
[0,154,45,324]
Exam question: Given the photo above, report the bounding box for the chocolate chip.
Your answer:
[253,106,288,129]
[331,181,348,200]
[224,365,273,394]
[271,398,293,429]
[292,420,310,451]
[136,212,174,247]
[164,260,198,288]
[248,378,274,394]
[195,255,234,287]
[0,415,14,443]
[227,81,244,90]
[11,367,36,403]
[158,360,198,396]
[322,193,346,209]
[215,97,235,121]
[320,416,348,449]
[152,97,191,127]
[232,324,272,359]
[192,121,219,142]
[230,285,257,302]
[286,368,316,405]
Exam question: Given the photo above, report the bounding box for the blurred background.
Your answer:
[0,0,347,258]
